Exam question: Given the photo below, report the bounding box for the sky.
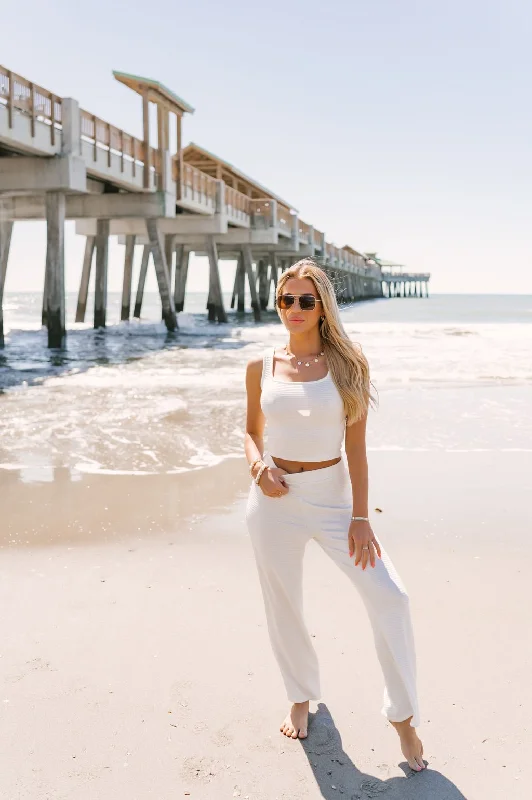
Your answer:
[2,0,531,295]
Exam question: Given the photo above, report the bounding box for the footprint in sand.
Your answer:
[359,778,389,797]
[212,729,233,747]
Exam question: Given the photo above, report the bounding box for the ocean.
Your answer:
[1,291,531,482]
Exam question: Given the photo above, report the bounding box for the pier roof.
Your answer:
[367,256,404,268]
[343,245,366,258]
[113,71,195,115]
[182,143,295,211]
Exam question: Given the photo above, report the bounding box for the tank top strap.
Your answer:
[260,346,275,388]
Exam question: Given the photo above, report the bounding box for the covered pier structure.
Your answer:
[0,65,426,348]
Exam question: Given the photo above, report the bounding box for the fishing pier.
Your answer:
[0,66,430,347]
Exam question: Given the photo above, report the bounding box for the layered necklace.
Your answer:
[284,344,325,368]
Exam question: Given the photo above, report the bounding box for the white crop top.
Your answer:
[260,347,346,461]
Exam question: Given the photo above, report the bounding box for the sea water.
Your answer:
[1,292,531,480]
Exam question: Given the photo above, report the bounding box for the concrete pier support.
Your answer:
[242,245,261,322]
[146,218,177,331]
[94,219,110,329]
[257,259,269,310]
[174,246,189,313]
[269,253,278,305]
[134,245,151,319]
[231,255,246,312]
[121,235,136,321]
[163,235,176,321]
[75,236,95,323]
[45,192,66,347]
[205,236,227,323]
[0,218,14,348]
[165,235,176,278]
[42,263,48,326]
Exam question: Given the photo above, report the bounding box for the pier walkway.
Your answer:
[0,66,429,347]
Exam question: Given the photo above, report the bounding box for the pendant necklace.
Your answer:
[284,344,325,368]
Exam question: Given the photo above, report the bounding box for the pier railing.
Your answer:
[79,110,154,176]
[381,269,430,281]
[250,199,275,229]
[276,204,292,235]
[0,65,62,143]
[0,66,160,185]
[313,228,324,251]
[298,219,312,244]
[225,185,251,224]
[174,160,217,212]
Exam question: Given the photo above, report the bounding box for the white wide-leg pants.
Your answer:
[245,452,420,728]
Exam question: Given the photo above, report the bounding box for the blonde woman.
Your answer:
[244,259,425,772]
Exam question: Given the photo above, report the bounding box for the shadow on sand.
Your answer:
[298,703,465,800]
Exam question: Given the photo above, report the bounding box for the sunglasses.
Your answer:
[276,293,323,311]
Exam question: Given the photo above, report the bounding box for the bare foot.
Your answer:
[280,701,309,739]
[389,717,426,771]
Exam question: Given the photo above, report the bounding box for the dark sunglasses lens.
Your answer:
[299,295,316,310]
[278,294,295,309]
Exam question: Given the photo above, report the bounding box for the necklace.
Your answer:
[284,344,325,368]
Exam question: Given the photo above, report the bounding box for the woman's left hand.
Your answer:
[348,520,382,569]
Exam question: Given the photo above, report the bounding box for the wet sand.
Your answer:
[1,450,530,799]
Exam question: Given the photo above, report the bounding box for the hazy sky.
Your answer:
[2,0,531,295]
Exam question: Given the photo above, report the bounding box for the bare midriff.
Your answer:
[271,455,342,474]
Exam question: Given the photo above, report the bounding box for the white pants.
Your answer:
[245,452,420,728]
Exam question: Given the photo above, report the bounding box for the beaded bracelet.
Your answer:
[351,516,369,522]
[249,458,263,476]
[254,463,268,485]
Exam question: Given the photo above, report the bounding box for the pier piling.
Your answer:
[205,236,227,323]
[257,259,269,310]
[94,219,110,329]
[242,245,261,322]
[121,235,136,321]
[269,253,278,308]
[146,218,177,332]
[231,255,245,312]
[174,246,189,313]
[133,245,150,319]
[75,236,95,323]
[45,192,66,348]
[0,218,13,348]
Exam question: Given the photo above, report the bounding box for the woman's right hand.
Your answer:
[257,466,289,497]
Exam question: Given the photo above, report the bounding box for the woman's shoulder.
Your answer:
[246,355,264,374]
[247,346,274,369]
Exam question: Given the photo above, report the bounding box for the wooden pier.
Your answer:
[0,65,429,348]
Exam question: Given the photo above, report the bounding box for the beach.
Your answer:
[1,293,531,799]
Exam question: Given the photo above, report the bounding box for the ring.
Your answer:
[362,546,370,550]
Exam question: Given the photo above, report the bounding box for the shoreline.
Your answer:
[2,448,530,551]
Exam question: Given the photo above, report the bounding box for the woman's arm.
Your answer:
[245,358,266,479]
[344,410,369,518]
[345,410,381,567]
[244,358,289,496]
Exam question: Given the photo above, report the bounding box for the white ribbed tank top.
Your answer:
[260,346,346,461]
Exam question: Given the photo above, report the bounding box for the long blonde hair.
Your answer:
[276,258,377,425]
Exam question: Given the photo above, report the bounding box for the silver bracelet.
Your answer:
[351,516,369,522]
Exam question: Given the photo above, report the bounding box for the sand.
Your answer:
[1,450,530,799]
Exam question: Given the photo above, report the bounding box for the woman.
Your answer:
[244,258,425,772]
